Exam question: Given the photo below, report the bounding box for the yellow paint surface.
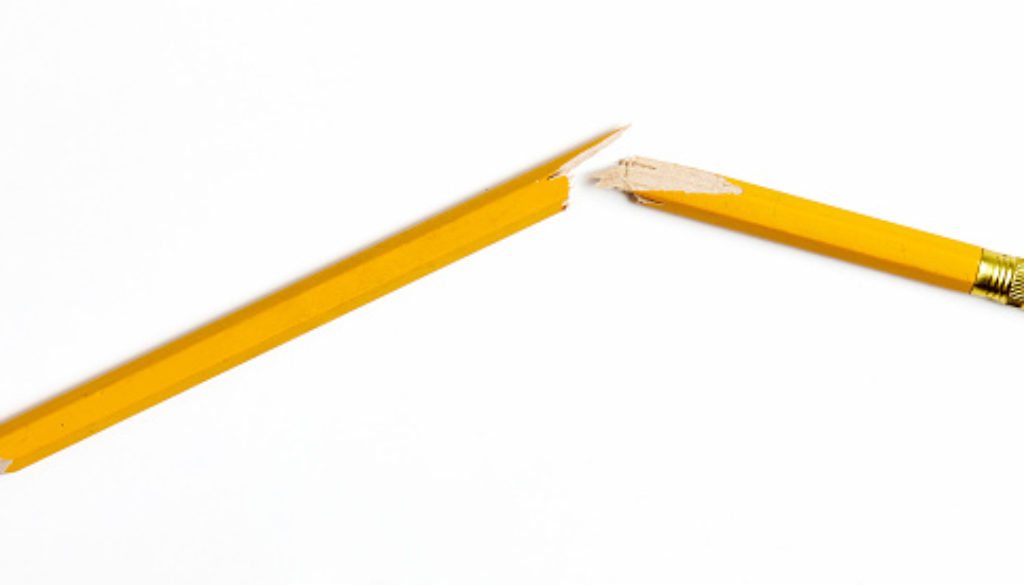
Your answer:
[634,177,983,292]
[0,129,622,473]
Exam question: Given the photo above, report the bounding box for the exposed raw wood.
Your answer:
[593,156,742,195]
[552,125,628,178]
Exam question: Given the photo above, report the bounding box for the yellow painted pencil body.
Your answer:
[595,157,1022,305]
[0,128,625,473]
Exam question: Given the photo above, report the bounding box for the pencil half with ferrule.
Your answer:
[594,156,1023,307]
[0,127,626,474]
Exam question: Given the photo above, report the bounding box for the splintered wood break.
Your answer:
[593,157,743,195]
[551,125,628,178]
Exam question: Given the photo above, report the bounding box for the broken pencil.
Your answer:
[595,156,1023,308]
[0,127,626,474]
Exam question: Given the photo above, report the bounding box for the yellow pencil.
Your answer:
[0,127,626,474]
[594,156,1022,307]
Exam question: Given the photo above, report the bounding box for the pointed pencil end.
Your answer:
[549,125,629,178]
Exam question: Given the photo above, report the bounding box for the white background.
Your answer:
[2,1,1024,583]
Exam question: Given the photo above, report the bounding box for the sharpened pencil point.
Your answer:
[0,459,11,474]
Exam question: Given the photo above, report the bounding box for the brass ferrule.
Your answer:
[971,249,1024,307]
